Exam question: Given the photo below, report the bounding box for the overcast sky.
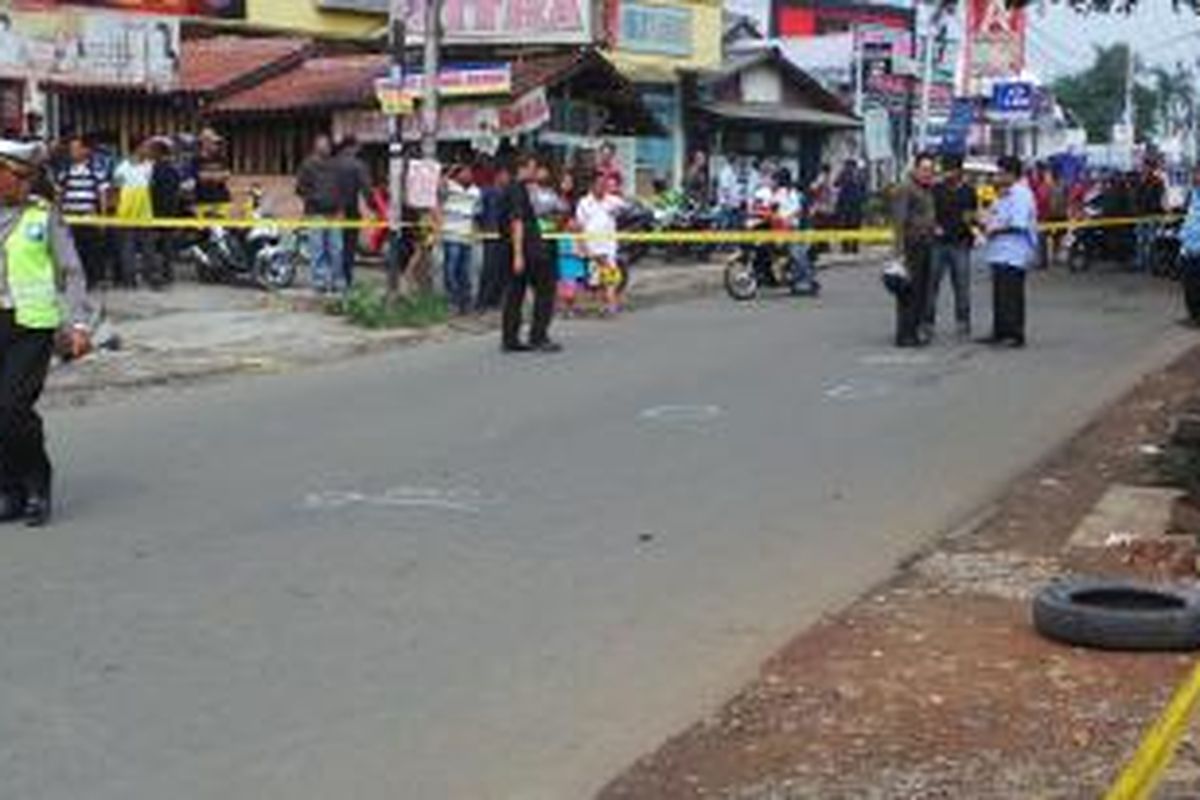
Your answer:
[1028,0,1200,79]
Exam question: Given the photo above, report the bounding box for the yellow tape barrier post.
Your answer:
[1105,660,1200,800]
[60,214,1181,244]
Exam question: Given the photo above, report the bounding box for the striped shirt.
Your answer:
[58,161,106,216]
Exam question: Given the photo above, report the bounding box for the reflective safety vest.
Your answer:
[4,203,62,330]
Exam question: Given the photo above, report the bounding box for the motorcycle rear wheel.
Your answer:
[256,249,298,290]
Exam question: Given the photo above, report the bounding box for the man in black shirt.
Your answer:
[499,152,559,353]
[925,154,978,340]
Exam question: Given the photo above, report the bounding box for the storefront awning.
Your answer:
[696,102,861,130]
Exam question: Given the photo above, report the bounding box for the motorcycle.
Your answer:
[182,191,301,290]
[723,212,820,301]
[649,196,719,263]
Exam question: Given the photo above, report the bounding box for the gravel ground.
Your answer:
[600,345,1200,800]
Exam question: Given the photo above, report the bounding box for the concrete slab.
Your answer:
[1067,484,1186,549]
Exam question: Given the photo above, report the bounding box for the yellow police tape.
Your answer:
[60,213,1181,244]
[1104,660,1200,800]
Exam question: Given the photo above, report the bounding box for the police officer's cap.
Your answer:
[0,139,43,174]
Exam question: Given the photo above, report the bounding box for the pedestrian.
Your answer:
[193,128,231,218]
[576,171,625,315]
[437,163,481,315]
[595,141,624,196]
[56,134,109,289]
[927,153,978,340]
[835,159,865,254]
[499,152,559,353]
[684,150,709,206]
[715,157,745,231]
[332,135,371,287]
[1133,156,1166,273]
[555,171,586,317]
[112,137,156,288]
[889,153,939,348]
[0,139,92,526]
[1177,164,1200,323]
[475,160,510,311]
[295,134,345,295]
[808,163,836,229]
[980,155,1038,348]
[145,136,181,289]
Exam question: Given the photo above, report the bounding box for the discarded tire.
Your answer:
[1032,579,1200,651]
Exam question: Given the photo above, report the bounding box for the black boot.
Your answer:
[23,489,51,528]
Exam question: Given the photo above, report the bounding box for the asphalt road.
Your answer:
[1,266,1194,800]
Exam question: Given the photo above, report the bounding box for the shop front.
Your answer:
[604,0,722,193]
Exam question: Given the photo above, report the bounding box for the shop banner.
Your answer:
[402,63,511,97]
[617,0,692,57]
[14,0,244,18]
[966,0,1025,80]
[321,0,592,44]
[406,158,441,210]
[0,3,181,87]
[334,87,551,143]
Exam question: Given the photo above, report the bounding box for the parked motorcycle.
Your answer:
[649,197,719,263]
[723,213,820,301]
[182,191,301,290]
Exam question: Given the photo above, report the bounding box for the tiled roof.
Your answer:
[207,54,389,114]
[181,36,312,94]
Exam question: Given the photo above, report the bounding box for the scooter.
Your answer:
[182,190,300,290]
[723,212,820,301]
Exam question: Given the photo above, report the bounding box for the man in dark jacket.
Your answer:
[296,135,345,294]
[499,152,558,353]
[890,153,938,348]
[145,137,180,289]
[332,136,371,287]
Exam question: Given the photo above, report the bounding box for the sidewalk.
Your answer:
[46,249,887,404]
[600,345,1200,800]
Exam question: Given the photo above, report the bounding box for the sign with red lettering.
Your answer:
[966,0,1025,80]
[319,0,592,44]
[17,0,245,18]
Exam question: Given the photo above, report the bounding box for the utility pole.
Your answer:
[421,0,441,160]
[916,1,945,155]
[385,0,407,300]
[853,24,864,118]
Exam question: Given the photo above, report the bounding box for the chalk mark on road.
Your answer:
[303,486,502,514]
[639,404,725,423]
[823,378,893,401]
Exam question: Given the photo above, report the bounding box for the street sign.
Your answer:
[375,77,413,115]
[991,81,1034,113]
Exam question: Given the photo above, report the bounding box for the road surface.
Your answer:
[1,267,1193,800]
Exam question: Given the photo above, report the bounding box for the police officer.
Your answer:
[0,139,91,526]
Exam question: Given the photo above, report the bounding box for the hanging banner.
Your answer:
[0,3,181,87]
[966,0,1026,80]
[334,87,551,144]
[12,0,244,18]
[406,158,441,210]
[319,0,592,44]
[402,63,511,97]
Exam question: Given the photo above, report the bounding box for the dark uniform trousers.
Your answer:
[895,241,933,346]
[501,253,555,347]
[477,237,508,311]
[991,265,1027,342]
[0,310,54,497]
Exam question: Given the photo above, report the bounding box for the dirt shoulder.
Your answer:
[600,346,1200,800]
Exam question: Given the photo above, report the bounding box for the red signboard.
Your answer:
[966,0,1025,79]
[14,0,245,18]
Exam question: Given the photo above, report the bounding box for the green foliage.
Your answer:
[333,284,449,329]
[1052,44,1161,144]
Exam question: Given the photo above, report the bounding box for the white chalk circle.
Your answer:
[638,404,725,423]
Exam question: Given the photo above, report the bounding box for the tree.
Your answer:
[1052,43,1161,142]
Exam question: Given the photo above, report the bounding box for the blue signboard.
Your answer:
[940,97,975,155]
[991,81,1034,113]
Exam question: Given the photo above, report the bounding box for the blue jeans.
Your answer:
[442,240,473,313]
[308,222,345,292]
[926,243,972,329]
[789,243,815,289]
[1134,222,1158,272]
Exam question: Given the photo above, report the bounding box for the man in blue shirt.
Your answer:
[980,155,1038,348]
[1177,164,1200,323]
